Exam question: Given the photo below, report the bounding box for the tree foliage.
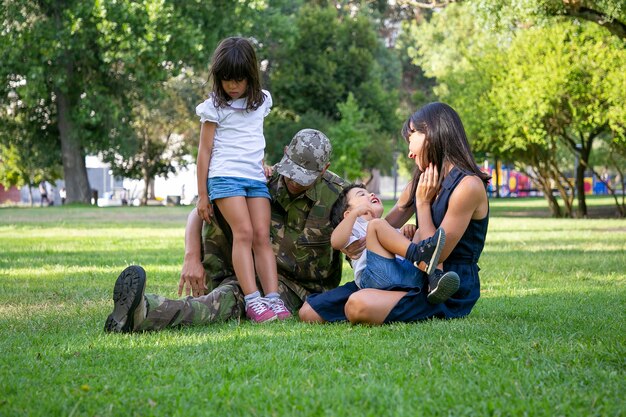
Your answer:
[328,93,374,181]
[398,0,626,38]
[268,4,400,174]
[406,3,625,216]
[468,0,626,39]
[102,72,202,205]
[0,0,258,204]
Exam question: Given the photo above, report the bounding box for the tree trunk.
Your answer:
[575,154,587,218]
[554,176,573,217]
[141,165,150,206]
[56,88,92,204]
[536,177,562,218]
[52,9,92,205]
[546,192,562,218]
[494,158,501,198]
[571,130,599,219]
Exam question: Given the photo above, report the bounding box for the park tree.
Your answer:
[328,93,374,181]
[485,22,625,217]
[0,74,62,203]
[269,4,401,129]
[404,3,625,217]
[268,4,401,176]
[0,0,259,204]
[0,140,62,205]
[101,73,202,205]
[0,1,129,204]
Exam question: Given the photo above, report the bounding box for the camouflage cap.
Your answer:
[275,129,332,186]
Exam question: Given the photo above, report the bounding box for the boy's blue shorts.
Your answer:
[359,250,423,289]
[208,176,270,201]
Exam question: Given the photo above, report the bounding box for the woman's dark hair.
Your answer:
[330,184,368,228]
[209,37,265,111]
[400,102,491,209]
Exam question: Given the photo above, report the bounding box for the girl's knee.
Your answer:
[252,228,270,247]
[231,225,253,245]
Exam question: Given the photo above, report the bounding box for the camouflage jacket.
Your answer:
[201,171,347,299]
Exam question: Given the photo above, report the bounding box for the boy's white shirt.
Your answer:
[346,216,403,288]
[347,217,369,287]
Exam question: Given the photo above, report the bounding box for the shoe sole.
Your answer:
[427,271,460,304]
[275,313,292,320]
[414,228,446,276]
[104,265,146,333]
[249,314,278,323]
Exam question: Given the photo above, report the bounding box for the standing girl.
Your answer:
[195,37,289,323]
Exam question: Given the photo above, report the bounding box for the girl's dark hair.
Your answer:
[400,102,491,209]
[209,37,265,111]
[330,184,367,228]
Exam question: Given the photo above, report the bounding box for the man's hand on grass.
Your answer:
[178,258,208,297]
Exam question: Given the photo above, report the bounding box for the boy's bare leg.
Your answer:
[366,218,411,259]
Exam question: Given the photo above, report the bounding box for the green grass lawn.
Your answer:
[0,201,624,416]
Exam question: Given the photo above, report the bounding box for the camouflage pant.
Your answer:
[136,277,306,331]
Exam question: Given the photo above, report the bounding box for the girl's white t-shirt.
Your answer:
[196,90,272,182]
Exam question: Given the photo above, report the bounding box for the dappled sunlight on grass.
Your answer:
[1,264,184,279]
[485,242,626,252]
[1,203,625,417]
[0,227,184,239]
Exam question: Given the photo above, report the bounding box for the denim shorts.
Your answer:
[359,250,424,290]
[208,176,270,201]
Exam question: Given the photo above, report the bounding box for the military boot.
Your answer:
[104,265,147,333]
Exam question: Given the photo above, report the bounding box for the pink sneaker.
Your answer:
[267,297,292,320]
[245,297,277,323]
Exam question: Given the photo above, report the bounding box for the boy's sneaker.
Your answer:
[427,269,460,304]
[245,297,277,323]
[104,265,147,333]
[266,297,292,320]
[413,227,446,276]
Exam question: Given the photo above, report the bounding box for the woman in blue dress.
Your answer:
[299,102,491,324]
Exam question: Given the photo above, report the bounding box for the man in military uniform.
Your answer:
[105,129,348,332]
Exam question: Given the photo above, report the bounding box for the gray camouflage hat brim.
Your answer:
[275,155,320,186]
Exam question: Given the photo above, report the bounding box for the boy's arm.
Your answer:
[330,211,360,250]
[330,204,373,250]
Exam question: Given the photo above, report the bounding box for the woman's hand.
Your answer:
[416,163,439,205]
[343,237,366,260]
[264,163,273,179]
[196,195,213,223]
[400,223,416,240]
